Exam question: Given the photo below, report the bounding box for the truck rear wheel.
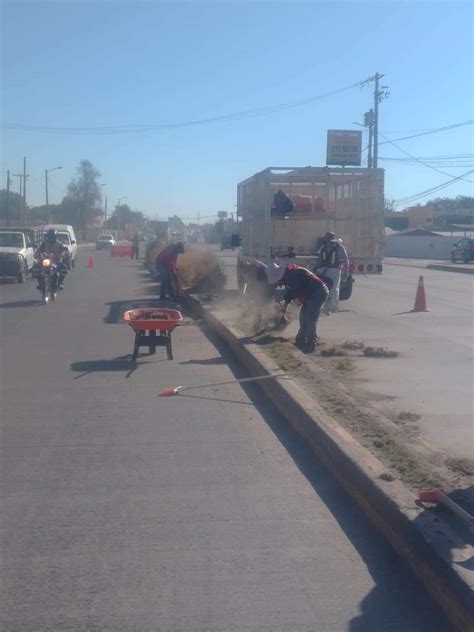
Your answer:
[17,261,27,283]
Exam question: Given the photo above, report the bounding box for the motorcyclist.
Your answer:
[36,229,68,290]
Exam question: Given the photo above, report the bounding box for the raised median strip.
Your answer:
[427,263,474,274]
[385,258,474,274]
[181,291,474,631]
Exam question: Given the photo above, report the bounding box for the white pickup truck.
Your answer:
[0,229,36,283]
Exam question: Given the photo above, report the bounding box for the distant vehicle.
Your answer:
[221,234,241,251]
[96,234,116,250]
[451,238,474,263]
[0,229,36,282]
[35,224,77,269]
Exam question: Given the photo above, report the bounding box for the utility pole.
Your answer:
[12,173,23,198]
[104,195,108,224]
[45,169,49,207]
[361,73,389,169]
[373,73,382,168]
[363,109,375,168]
[23,157,27,224]
[372,73,389,168]
[6,170,11,227]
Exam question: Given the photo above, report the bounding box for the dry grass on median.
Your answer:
[363,346,399,358]
[177,248,226,294]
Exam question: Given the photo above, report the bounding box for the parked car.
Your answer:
[96,234,116,250]
[35,224,77,269]
[0,229,36,282]
[451,238,474,263]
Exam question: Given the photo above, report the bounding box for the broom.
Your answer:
[159,372,289,397]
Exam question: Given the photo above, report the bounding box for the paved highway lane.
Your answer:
[1,249,449,630]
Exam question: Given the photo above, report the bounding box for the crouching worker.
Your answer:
[266,262,329,353]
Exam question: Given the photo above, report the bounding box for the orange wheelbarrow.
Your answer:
[124,308,183,361]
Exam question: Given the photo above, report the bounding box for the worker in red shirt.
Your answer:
[266,262,329,353]
[154,242,184,300]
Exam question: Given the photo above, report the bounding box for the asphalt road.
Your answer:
[1,249,449,631]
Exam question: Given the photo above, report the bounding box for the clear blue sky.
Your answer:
[2,1,473,218]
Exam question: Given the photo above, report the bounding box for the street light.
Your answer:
[45,166,62,206]
[99,184,107,224]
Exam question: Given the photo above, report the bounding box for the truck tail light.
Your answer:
[349,263,355,273]
[357,264,365,272]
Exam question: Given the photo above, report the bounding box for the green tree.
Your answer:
[107,204,144,230]
[0,189,24,224]
[65,160,102,235]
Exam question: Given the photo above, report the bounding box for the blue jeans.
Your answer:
[155,263,174,298]
[296,286,329,344]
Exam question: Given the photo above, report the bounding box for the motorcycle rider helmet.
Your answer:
[45,228,58,243]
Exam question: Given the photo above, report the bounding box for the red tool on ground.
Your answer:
[419,490,474,531]
[159,372,289,397]
[87,254,95,268]
[411,275,429,312]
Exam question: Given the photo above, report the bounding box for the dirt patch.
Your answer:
[363,346,399,358]
[335,358,354,372]
[321,345,349,357]
[253,335,302,372]
[245,331,469,494]
[342,340,366,351]
[446,457,474,477]
[397,411,421,423]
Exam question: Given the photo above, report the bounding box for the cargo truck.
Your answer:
[237,166,384,286]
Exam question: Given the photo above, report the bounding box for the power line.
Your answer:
[379,132,474,183]
[378,119,474,145]
[380,158,474,168]
[3,81,363,135]
[393,169,474,207]
[380,153,474,161]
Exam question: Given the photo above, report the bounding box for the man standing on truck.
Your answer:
[266,262,329,353]
[154,242,184,300]
[315,232,349,312]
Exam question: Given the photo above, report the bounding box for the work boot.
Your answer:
[294,337,306,350]
[303,340,316,354]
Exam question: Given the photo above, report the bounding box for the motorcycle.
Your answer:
[32,254,66,304]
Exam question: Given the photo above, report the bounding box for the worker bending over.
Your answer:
[154,242,184,300]
[266,262,329,353]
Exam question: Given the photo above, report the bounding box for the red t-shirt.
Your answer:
[155,245,179,275]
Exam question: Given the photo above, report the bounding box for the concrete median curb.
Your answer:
[385,259,474,274]
[181,292,474,631]
[427,264,474,275]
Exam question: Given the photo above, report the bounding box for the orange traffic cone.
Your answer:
[87,254,95,269]
[411,275,429,312]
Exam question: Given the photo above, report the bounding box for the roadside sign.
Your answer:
[326,130,362,166]
[217,211,228,219]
